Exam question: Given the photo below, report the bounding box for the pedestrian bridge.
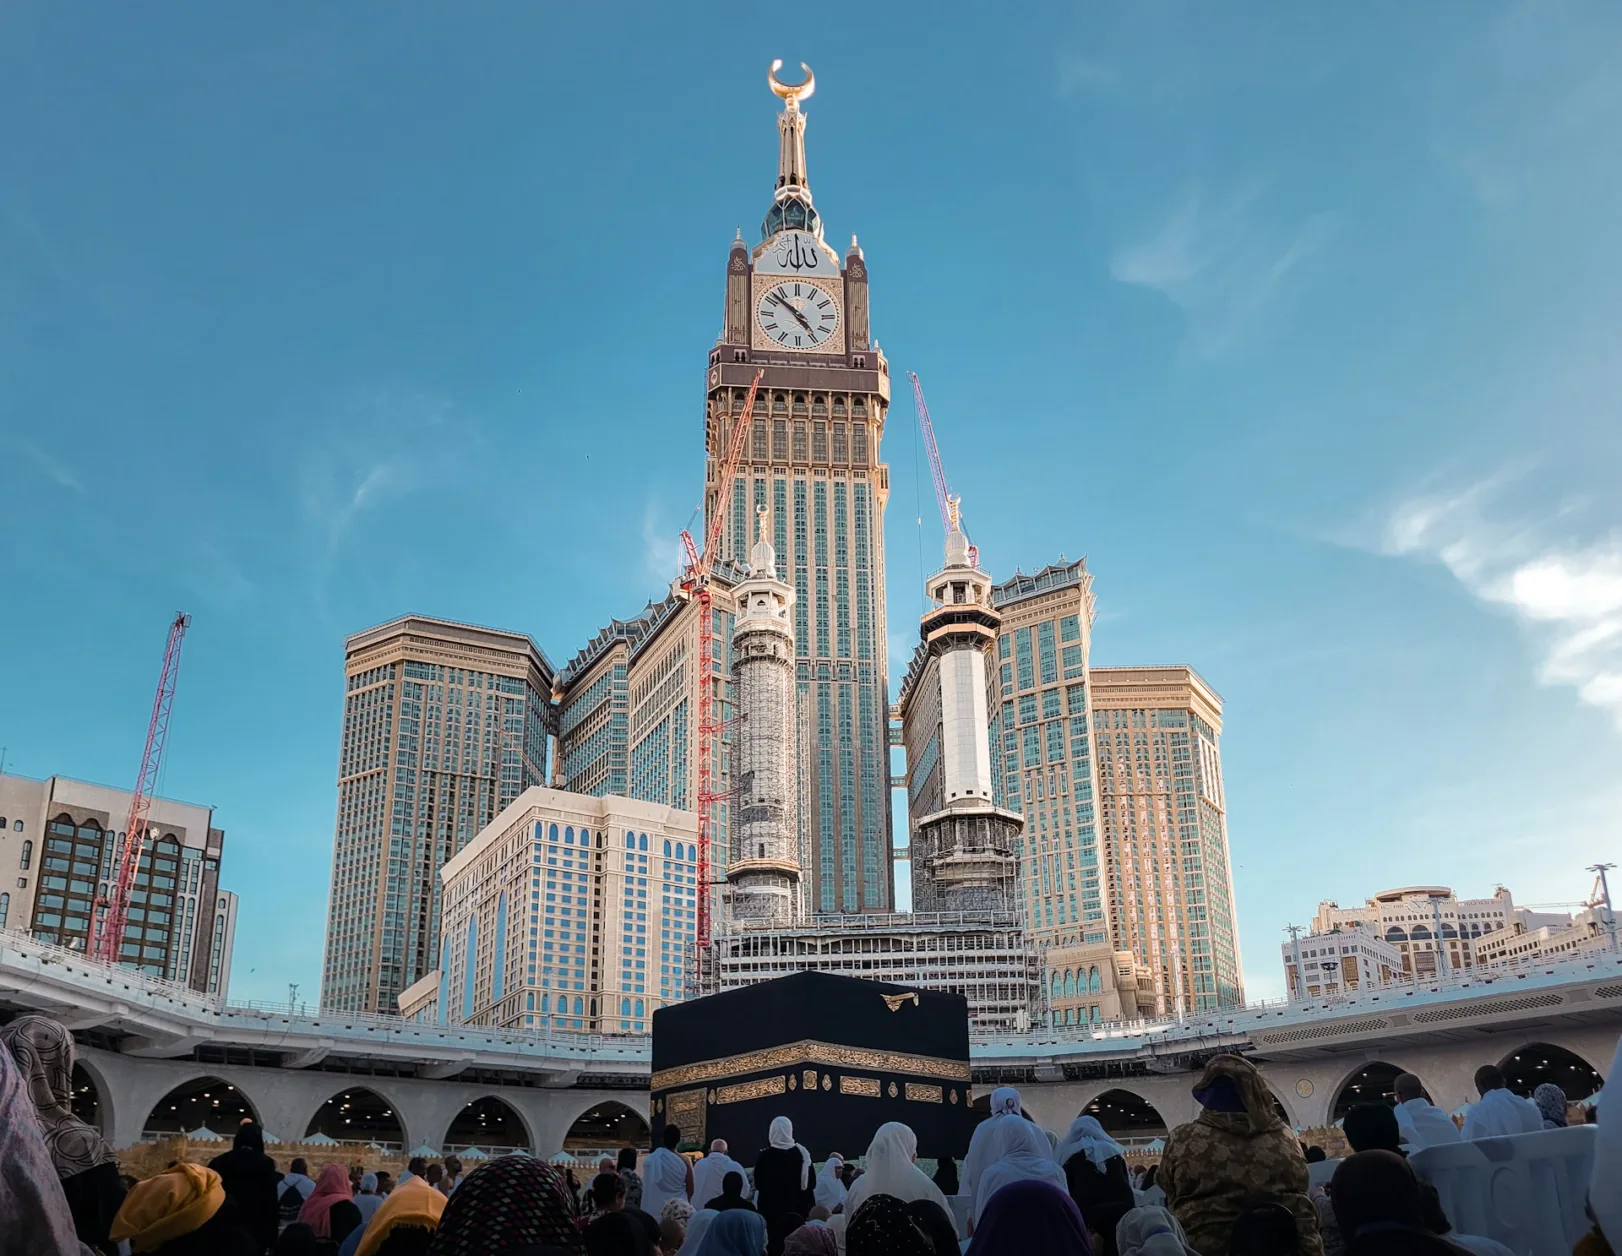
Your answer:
[2,929,1616,1155]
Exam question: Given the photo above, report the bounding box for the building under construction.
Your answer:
[701,911,1040,1035]
[700,496,1044,1035]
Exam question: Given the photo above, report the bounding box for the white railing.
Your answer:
[8,923,1619,1060]
[0,927,227,1010]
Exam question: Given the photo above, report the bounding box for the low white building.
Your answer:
[1475,909,1615,966]
[0,772,236,995]
[1282,926,1404,999]
[1311,885,1572,979]
[408,788,699,1035]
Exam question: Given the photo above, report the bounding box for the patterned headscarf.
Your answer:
[845,1194,935,1256]
[662,1198,696,1228]
[0,1038,85,1253]
[0,1013,117,1178]
[426,1155,583,1255]
[1534,1083,1569,1128]
[1190,1055,1283,1132]
[782,1223,839,1256]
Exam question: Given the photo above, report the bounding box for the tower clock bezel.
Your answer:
[752,277,842,353]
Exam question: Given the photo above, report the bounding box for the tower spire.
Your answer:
[763,61,823,240]
[768,59,815,197]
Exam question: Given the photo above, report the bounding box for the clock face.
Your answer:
[756,281,839,351]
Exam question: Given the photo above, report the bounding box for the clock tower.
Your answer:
[705,62,893,914]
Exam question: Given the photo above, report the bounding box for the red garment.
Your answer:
[297,1163,354,1238]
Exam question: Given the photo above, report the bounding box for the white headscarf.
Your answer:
[813,1155,846,1211]
[1592,1032,1621,1250]
[969,1116,1068,1226]
[677,1208,719,1255]
[1116,1205,1199,1256]
[842,1123,951,1220]
[1054,1114,1127,1170]
[962,1088,1026,1198]
[770,1115,812,1190]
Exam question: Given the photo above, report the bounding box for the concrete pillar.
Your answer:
[519,1089,648,1157]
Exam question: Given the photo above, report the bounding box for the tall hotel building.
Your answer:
[556,574,741,903]
[322,616,554,1013]
[1090,666,1242,1012]
[704,62,894,913]
[0,772,237,995]
[405,789,698,1035]
[985,563,1244,1016]
[987,562,1111,951]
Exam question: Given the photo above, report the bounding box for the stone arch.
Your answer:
[1498,1042,1605,1102]
[564,1100,652,1158]
[141,1075,259,1140]
[68,1061,106,1134]
[303,1085,410,1151]
[1255,1079,1298,1129]
[441,1093,534,1155]
[1329,1060,1408,1122]
[71,1053,116,1138]
[1078,1088,1168,1141]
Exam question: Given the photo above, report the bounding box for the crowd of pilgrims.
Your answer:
[2,1012,1618,1256]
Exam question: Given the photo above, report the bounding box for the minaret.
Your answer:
[907,501,1024,914]
[765,60,818,237]
[728,507,801,923]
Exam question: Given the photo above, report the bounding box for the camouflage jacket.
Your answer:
[1158,1111,1324,1256]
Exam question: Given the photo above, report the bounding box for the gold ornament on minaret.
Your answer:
[768,59,815,108]
[769,60,816,203]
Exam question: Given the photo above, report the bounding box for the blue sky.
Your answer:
[3,3,1620,1005]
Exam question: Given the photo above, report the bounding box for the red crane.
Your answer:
[680,368,764,950]
[909,371,976,567]
[92,612,191,965]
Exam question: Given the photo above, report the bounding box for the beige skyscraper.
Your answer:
[1090,666,1243,1012]
[988,561,1111,950]
[322,615,554,1013]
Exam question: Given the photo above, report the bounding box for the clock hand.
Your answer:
[771,292,816,334]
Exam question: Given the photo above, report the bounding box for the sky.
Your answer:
[3,2,1620,1006]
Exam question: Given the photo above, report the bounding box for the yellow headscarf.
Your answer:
[109,1162,225,1252]
[354,1176,447,1256]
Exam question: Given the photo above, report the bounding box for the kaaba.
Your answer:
[650,971,975,1159]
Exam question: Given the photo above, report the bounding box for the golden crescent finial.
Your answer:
[768,59,815,106]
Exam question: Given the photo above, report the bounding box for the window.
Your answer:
[0,893,7,927]
[18,842,31,871]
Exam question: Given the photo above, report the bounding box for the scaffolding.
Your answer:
[704,911,1044,1035]
[725,513,800,925]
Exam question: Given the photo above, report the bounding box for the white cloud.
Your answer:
[1430,0,1622,210]
[1383,480,1622,726]
[9,438,84,492]
[295,390,452,562]
[1111,187,1339,356]
[641,502,688,587]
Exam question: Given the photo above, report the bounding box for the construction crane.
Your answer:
[909,371,976,567]
[679,368,764,950]
[92,612,191,965]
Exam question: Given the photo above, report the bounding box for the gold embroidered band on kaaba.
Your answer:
[651,1038,971,1091]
